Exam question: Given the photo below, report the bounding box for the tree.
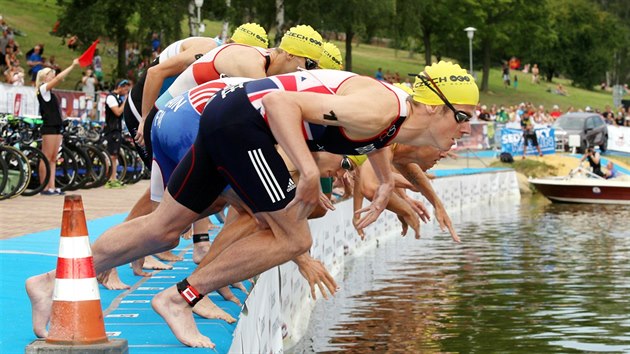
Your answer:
[318,0,394,71]
[550,0,623,88]
[55,0,189,80]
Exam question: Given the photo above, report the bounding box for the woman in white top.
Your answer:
[35,58,79,195]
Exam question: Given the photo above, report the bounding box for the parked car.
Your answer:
[553,113,608,153]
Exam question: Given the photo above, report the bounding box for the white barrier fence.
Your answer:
[229,170,520,353]
[607,125,630,153]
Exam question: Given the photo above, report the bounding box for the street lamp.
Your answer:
[194,0,204,35]
[464,27,476,75]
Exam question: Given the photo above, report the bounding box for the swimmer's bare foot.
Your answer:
[97,268,130,290]
[155,250,183,262]
[143,255,173,270]
[192,297,236,323]
[192,242,210,264]
[181,227,193,240]
[232,282,248,294]
[131,257,152,277]
[217,286,241,306]
[26,271,55,338]
[152,286,215,348]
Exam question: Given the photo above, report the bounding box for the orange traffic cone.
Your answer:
[46,195,108,345]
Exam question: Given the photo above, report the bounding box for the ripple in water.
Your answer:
[292,196,630,354]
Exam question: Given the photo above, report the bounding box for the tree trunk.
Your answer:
[545,69,554,83]
[408,37,414,59]
[481,38,492,92]
[423,30,432,65]
[345,28,354,71]
[221,0,231,42]
[117,39,126,81]
[188,1,196,36]
[275,0,284,47]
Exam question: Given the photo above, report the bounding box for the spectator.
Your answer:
[45,55,61,74]
[602,105,615,124]
[384,69,393,83]
[521,111,543,158]
[375,67,383,80]
[555,83,568,96]
[25,43,44,58]
[26,44,44,84]
[534,105,548,124]
[513,74,519,89]
[0,14,7,32]
[402,77,412,89]
[151,32,161,53]
[550,105,562,119]
[67,35,79,50]
[0,29,8,64]
[82,68,98,100]
[531,63,540,84]
[92,48,103,82]
[8,65,25,85]
[502,63,510,87]
[478,105,491,121]
[104,79,130,189]
[6,38,19,56]
[4,44,18,69]
[615,110,625,126]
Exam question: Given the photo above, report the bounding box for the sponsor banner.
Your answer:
[607,125,630,153]
[500,127,556,156]
[0,83,103,120]
[455,121,493,150]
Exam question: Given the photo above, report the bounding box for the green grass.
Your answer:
[0,0,617,111]
[490,159,558,178]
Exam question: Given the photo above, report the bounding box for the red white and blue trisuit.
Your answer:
[168,69,410,213]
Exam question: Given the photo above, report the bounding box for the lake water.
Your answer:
[292,196,630,353]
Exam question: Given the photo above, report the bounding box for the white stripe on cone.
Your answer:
[58,236,92,259]
[53,278,101,301]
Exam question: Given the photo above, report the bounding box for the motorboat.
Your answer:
[529,167,630,204]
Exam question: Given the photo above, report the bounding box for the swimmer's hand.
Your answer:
[287,173,320,220]
[294,253,338,300]
[354,180,393,230]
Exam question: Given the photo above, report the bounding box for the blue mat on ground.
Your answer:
[0,214,247,354]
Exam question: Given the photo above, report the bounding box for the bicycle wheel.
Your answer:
[20,145,50,196]
[55,146,78,191]
[65,145,91,191]
[0,145,31,199]
[0,154,9,197]
[115,147,128,182]
[121,144,143,184]
[83,145,110,189]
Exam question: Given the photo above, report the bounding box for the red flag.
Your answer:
[78,39,99,67]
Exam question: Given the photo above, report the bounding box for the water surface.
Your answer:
[293,196,630,353]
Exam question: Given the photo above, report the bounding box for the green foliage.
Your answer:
[3,0,629,91]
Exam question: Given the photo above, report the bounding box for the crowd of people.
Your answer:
[472,102,630,127]
[24,21,479,349]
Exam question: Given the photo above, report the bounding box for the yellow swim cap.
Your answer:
[231,23,269,48]
[412,61,479,106]
[279,25,323,61]
[392,82,413,95]
[347,155,368,167]
[319,42,343,70]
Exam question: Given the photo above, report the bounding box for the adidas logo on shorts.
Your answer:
[286,179,296,193]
